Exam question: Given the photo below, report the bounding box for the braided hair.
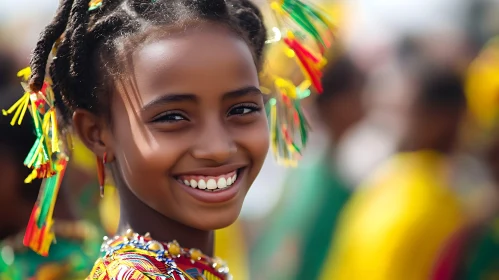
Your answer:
[28,0,267,124]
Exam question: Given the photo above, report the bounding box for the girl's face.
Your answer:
[84,24,269,230]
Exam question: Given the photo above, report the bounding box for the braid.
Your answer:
[29,0,75,92]
[187,0,228,18]
[68,0,91,104]
[29,0,268,123]
[88,14,130,44]
[130,0,157,16]
[227,0,266,60]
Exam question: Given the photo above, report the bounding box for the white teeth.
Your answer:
[178,170,240,190]
[190,179,198,188]
[207,179,217,190]
[198,179,207,190]
[217,178,227,189]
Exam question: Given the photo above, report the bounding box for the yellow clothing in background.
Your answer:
[321,151,464,280]
[215,221,249,280]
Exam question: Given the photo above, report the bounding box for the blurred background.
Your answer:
[0,0,498,279]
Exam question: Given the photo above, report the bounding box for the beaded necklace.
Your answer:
[99,229,232,280]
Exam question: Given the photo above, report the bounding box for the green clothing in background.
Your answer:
[250,153,352,280]
[0,234,101,280]
[464,217,499,280]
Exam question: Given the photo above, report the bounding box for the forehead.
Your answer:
[128,24,258,101]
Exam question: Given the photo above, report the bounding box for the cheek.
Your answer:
[236,116,269,169]
[110,99,184,191]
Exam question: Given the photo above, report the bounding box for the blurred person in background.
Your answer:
[432,37,499,280]
[0,51,18,88]
[0,87,100,280]
[335,56,411,188]
[249,51,367,280]
[460,37,499,278]
[321,53,467,280]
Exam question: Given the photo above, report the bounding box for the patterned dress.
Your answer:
[87,231,231,280]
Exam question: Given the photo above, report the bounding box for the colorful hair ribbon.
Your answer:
[2,67,68,256]
[265,78,311,166]
[265,0,334,165]
[275,0,334,54]
[283,31,327,93]
[89,0,103,11]
[270,0,333,93]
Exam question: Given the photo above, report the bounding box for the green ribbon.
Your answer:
[282,0,332,51]
[36,174,58,228]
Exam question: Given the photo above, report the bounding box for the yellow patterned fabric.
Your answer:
[88,254,174,280]
[86,234,230,280]
[320,151,464,280]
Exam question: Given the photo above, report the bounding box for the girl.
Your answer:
[14,0,269,278]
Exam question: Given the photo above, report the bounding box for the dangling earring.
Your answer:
[97,152,107,198]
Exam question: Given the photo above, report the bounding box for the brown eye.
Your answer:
[152,112,188,123]
[228,104,261,117]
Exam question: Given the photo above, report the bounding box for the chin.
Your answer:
[187,205,243,231]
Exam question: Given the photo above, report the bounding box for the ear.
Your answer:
[72,109,114,161]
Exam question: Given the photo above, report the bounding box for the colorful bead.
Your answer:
[167,240,181,256]
[99,230,231,278]
[124,229,134,239]
[190,248,202,261]
[147,241,163,251]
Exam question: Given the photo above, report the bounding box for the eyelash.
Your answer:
[152,111,188,123]
[152,104,261,123]
[227,103,261,117]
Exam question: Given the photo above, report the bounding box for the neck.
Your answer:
[117,187,214,256]
[399,124,456,155]
[330,129,346,146]
[399,137,454,155]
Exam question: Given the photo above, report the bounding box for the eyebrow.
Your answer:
[141,86,262,112]
[222,86,262,100]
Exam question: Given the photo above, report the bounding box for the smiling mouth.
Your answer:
[174,168,243,192]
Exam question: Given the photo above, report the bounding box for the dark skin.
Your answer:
[318,91,365,145]
[400,105,465,154]
[73,23,269,254]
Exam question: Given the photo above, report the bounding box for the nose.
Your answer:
[190,121,237,164]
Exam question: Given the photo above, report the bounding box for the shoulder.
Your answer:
[344,153,463,231]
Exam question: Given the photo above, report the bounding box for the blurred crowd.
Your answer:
[0,0,498,279]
